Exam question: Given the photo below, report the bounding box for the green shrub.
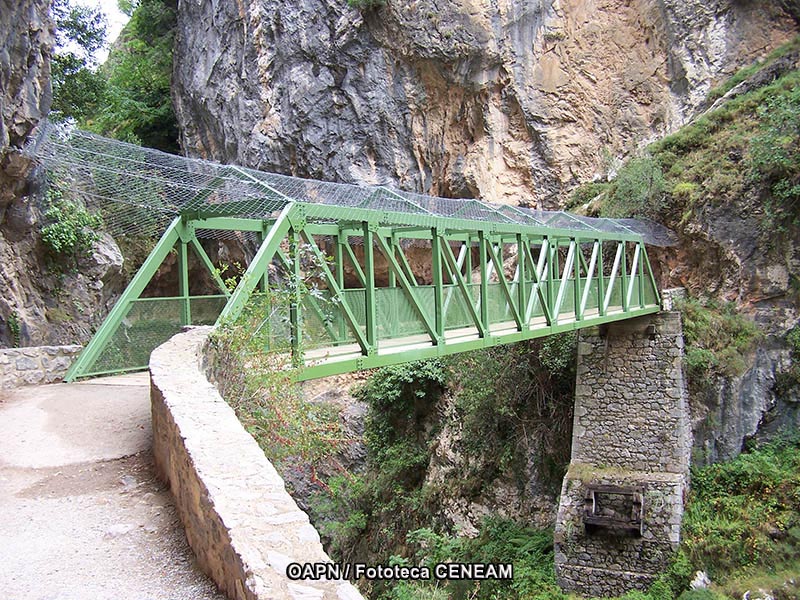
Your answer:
[677,297,762,380]
[7,312,21,347]
[681,435,800,584]
[40,187,102,262]
[748,82,800,231]
[568,181,611,209]
[601,156,665,219]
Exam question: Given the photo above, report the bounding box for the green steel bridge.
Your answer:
[30,125,673,382]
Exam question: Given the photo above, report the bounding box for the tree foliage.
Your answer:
[50,0,107,122]
[50,0,179,153]
[87,0,179,152]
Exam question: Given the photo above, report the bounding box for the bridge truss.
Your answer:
[29,125,669,381]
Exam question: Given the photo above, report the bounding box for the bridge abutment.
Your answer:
[555,302,690,596]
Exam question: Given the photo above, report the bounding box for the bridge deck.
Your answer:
[297,304,659,379]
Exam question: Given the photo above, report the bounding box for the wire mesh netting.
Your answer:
[88,295,228,375]
[28,122,677,246]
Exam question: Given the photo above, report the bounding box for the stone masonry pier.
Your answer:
[150,327,364,600]
[554,297,691,596]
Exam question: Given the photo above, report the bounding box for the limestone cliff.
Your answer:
[0,1,124,348]
[171,0,799,466]
[172,0,796,206]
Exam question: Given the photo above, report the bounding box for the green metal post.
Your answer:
[289,228,302,365]
[598,241,606,317]
[258,225,269,293]
[547,240,556,316]
[363,223,377,350]
[431,228,444,340]
[573,237,582,321]
[621,241,629,312]
[638,242,646,308]
[465,235,473,281]
[178,240,191,325]
[64,217,184,381]
[387,236,397,288]
[517,234,528,330]
[479,232,489,329]
[334,234,347,342]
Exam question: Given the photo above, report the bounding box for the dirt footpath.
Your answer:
[0,373,225,600]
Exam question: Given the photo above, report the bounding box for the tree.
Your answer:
[87,0,179,152]
[50,0,108,122]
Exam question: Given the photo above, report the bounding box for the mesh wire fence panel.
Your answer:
[81,295,227,377]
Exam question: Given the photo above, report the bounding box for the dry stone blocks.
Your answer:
[0,345,82,389]
[555,300,691,597]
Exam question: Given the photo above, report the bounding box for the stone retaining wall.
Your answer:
[0,344,82,389]
[150,327,364,600]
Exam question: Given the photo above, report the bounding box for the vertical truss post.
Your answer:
[547,239,557,320]
[334,233,347,342]
[465,235,473,280]
[431,227,444,341]
[574,238,582,322]
[517,234,528,331]
[621,241,629,312]
[598,241,606,317]
[387,235,397,288]
[258,224,269,293]
[363,223,377,351]
[478,232,489,330]
[289,227,302,366]
[178,239,191,325]
[65,217,183,381]
[638,242,646,308]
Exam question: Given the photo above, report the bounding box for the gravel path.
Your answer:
[0,373,226,600]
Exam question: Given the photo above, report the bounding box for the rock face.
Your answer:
[172,0,796,207]
[0,0,128,348]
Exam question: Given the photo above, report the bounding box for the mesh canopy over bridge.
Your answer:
[28,123,668,381]
[31,123,676,246]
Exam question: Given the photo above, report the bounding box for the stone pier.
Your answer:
[554,303,690,596]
